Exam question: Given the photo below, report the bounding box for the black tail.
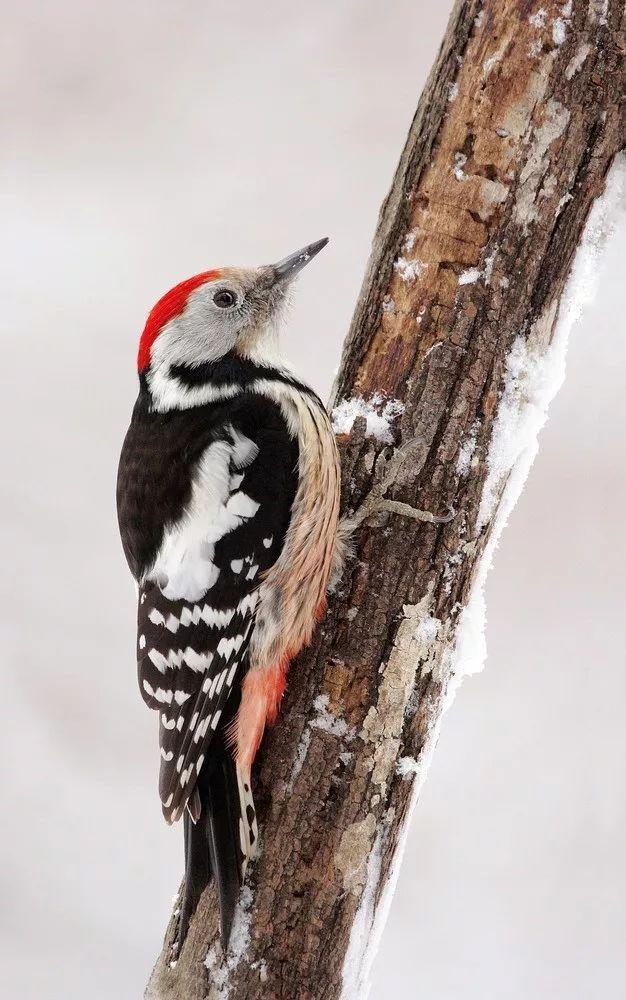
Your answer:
[176,744,243,951]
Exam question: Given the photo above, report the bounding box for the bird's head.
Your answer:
[137,239,328,403]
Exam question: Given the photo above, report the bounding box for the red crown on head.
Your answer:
[137,270,221,371]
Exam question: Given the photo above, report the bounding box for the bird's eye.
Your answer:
[213,289,237,309]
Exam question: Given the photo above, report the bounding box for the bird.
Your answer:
[116,239,340,950]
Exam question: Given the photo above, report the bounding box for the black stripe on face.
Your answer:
[168,352,324,407]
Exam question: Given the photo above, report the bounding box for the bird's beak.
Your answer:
[268,238,329,286]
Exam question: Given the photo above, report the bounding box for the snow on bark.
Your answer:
[331,393,405,444]
[458,266,482,285]
[360,594,445,792]
[287,694,355,792]
[341,154,625,1000]
[204,886,254,1000]
[454,154,626,697]
[340,596,447,999]
[456,419,480,477]
[341,710,444,1000]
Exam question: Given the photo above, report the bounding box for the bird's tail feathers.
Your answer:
[175,746,257,952]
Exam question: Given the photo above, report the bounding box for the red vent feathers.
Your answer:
[137,270,221,371]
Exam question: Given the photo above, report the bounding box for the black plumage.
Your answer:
[117,364,299,944]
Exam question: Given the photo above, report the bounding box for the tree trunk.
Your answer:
[146,2,625,997]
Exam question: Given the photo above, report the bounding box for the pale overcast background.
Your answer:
[2,2,625,998]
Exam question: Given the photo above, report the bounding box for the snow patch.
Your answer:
[287,694,354,791]
[447,584,487,703]
[402,229,418,253]
[453,152,468,181]
[448,81,459,102]
[341,827,384,1000]
[552,18,567,45]
[479,156,625,531]
[339,155,625,1000]
[456,420,480,477]
[311,694,355,740]
[483,39,508,78]
[332,393,405,445]
[414,614,441,646]
[451,154,626,698]
[458,267,481,285]
[341,712,444,1000]
[555,191,573,217]
[529,8,547,28]
[204,886,254,999]
[286,726,312,791]
[394,255,426,282]
[483,252,496,285]
[396,756,420,778]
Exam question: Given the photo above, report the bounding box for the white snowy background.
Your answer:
[2,2,625,998]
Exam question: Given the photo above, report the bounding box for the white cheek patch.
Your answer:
[146,285,248,413]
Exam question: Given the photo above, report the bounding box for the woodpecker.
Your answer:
[116,239,340,948]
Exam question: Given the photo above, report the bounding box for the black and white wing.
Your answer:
[118,397,298,822]
[138,581,257,822]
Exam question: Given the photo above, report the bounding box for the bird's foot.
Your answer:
[347,436,455,529]
[359,496,455,525]
[348,494,455,529]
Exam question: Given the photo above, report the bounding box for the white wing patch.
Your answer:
[226,492,260,518]
[145,427,259,601]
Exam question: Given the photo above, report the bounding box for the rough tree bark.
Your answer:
[147,2,625,997]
